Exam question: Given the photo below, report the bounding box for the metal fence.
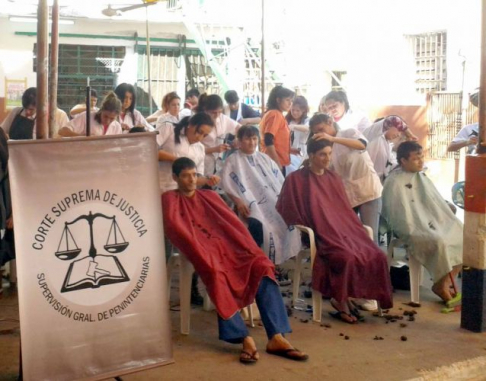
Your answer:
[427,91,478,159]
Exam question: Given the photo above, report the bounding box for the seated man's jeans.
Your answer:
[217,277,291,343]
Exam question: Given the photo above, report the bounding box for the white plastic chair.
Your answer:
[292,225,374,323]
[167,252,254,335]
[387,238,423,304]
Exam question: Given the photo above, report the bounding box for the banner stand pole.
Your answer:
[17,338,22,381]
[86,77,91,137]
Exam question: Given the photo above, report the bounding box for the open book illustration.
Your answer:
[61,255,130,293]
[55,211,130,293]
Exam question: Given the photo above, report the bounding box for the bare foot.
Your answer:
[266,334,308,361]
[432,281,452,303]
[331,298,357,323]
[240,336,259,363]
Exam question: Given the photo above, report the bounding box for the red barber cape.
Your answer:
[162,189,276,319]
[277,167,393,309]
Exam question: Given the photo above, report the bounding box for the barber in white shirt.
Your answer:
[59,92,123,137]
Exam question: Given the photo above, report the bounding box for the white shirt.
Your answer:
[156,123,205,193]
[65,112,122,136]
[335,109,371,132]
[201,114,239,176]
[451,123,478,154]
[179,108,193,119]
[363,120,395,180]
[155,112,179,132]
[331,128,383,207]
[119,109,154,132]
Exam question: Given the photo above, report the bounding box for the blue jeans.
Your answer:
[217,277,291,343]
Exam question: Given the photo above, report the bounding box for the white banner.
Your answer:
[8,134,172,381]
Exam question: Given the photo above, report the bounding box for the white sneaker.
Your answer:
[352,298,378,311]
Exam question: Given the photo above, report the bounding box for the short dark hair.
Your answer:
[196,94,223,112]
[174,112,214,144]
[172,157,196,176]
[309,113,333,130]
[324,90,350,112]
[224,90,239,104]
[22,87,37,108]
[397,141,422,164]
[90,89,98,98]
[308,113,339,141]
[237,125,260,140]
[128,127,146,133]
[307,138,333,155]
[266,86,295,111]
[186,88,200,98]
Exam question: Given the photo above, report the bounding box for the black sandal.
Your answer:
[239,350,259,364]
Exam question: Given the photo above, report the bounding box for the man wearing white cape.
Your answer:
[382,141,463,303]
[221,126,301,265]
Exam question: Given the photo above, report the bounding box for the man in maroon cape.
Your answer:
[162,157,308,364]
[277,139,393,324]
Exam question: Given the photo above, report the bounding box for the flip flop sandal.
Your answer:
[330,299,357,324]
[329,311,357,324]
[347,300,365,322]
[266,348,309,361]
[239,350,258,364]
[446,292,462,308]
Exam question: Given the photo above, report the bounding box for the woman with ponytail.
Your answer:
[59,91,123,137]
[197,93,240,177]
[157,112,219,193]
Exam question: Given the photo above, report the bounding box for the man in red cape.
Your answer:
[277,139,393,324]
[162,157,308,364]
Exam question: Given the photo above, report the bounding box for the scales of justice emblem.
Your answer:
[55,211,130,293]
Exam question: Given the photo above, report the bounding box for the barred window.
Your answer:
[406,31,447,94]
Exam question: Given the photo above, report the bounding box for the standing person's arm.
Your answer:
[447,137,478,152]
[58,114,86,137]
[264,135,282,170]
[238,103,261,126]
[261,111,283,169]
[447,126,478,152]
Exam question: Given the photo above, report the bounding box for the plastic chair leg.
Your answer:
[166,254,180,302]
[312,289,322,322]
[179,254,195,335]
[248,304,255,328]
[203,293,213,311]
[408,255,422,304]
[9,259,17,284]
[292,251,305,304]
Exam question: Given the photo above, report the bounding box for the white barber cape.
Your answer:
[382,168,463,281]
[221,150,301,265]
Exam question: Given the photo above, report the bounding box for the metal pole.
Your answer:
[86,77,91,137]
[478,0,486,154]
[48,0,59,139]
[146,5,153,115]
[460,0,486,333]
[36,0,49,140]
[260,0,265,115]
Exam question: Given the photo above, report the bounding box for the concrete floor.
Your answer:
[1,277,486,381]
